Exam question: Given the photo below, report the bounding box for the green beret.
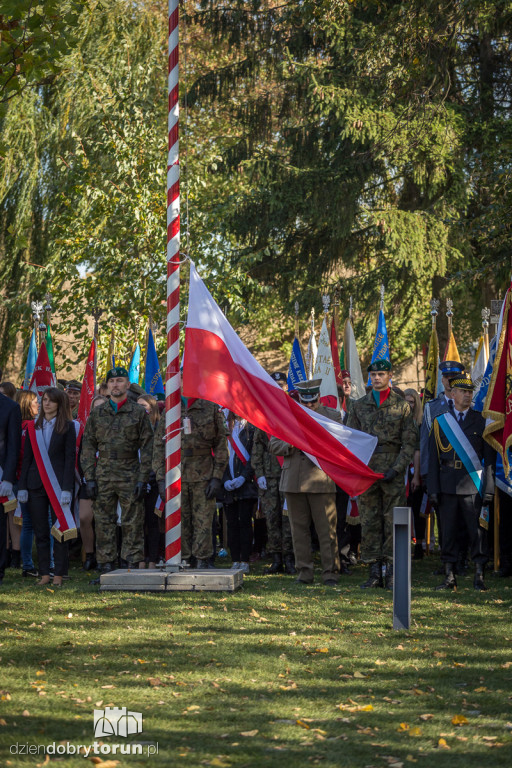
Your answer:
[367,359,392,373]
[106,366,129,381]
[450,375,474,391]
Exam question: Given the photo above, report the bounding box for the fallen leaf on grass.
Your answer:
[148,677,163,687]
[408,727,422,737]
[437,738,450,749]
[100,685,115,689]
[249,609,260,618]
[36,670,45,677]
[398,723,409,732]
[353,671,366,678]
[0,719,6,726]
[22,710,30,717]
[296,720,311,729]
[89,760,119,767]
[419,714,434,721]
[210,759,230,767]
[474,687,488,692]
[240,730,258,737]
[46,588,54,593]
[452,715,468,726]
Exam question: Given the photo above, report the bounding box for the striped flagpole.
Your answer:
[165,0,181,564]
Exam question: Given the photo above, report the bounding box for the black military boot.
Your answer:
[384,562,393,590]
[413,542,424,560]
[474,563,488,591]
[360,562,383,589]
[283,555,297,575]
[267,554,283,574]
[435,562,457,590]
[83,553,97,571]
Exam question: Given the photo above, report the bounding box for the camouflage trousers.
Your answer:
[182,480,215,560]
[259,479,293,556]
[358,477,406,563]
[94,467,144,564]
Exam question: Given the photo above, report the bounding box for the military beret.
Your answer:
[295,378,321,402]
[270,372,287,383]
[367,359,392,373]
[106,366,129,381]
[341,370,351,379]
[65,379,82,391]
[439,360,465,377]
[450,375,474,391]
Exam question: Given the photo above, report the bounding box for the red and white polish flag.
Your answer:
[182,263,381,497]
[29,342,56,399]
[76,338,96,447]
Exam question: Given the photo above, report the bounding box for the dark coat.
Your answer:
[220,422,258,502]
[427,409,495,497]
[0,393,22,484]
[19,420,77,494]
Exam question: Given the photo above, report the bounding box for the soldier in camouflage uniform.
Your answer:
[81,367,154,572]
[252,428,295,574]
[153,396,228,568]
[347,360,417,589]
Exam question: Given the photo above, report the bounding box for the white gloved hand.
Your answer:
[257,476,267,491]
[60,491,72,507]
[17,490,28,504]
[224,479,235,491]
[0,480,13,496]
[231,476,245,490]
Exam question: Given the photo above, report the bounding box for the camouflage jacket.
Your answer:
[252,428,281,480]
[153,398,228,484]
[81,399,154,483]
[347,390,418,475]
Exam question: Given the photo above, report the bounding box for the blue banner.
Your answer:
[473,335,497,412]
[144,329,165,400]
[287,337,306,391]
[128,342,141,384]
[367,309,390,384]
[24,330,38,389]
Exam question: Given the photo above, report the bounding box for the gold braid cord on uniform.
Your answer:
[433,419,452,459]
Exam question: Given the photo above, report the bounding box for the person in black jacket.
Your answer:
[428,376,495,591]
[0,380,22,586]
[18,388,77,587]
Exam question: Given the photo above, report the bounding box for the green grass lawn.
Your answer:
[1,556,511,767]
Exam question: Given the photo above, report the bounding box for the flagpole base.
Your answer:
[99,567,244,593]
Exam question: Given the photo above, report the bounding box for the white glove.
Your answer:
[0,480,13,496]
[257,476,267,490]
[231,476,245,490]
[224,479,235,491]
[60,491,72,507]
[17,490,28,504]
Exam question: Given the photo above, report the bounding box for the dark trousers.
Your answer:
[498,489,512,570]
[335,488,351,563]
[408,486,426,542]
[143,481,160,563]
[439,493,488,566]
[0,502,6,579]
[224,499,255,563]
[29,489,69,577]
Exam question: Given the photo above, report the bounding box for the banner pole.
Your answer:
[165,0,182,565]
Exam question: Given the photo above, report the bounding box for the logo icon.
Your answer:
[93,707,143,738]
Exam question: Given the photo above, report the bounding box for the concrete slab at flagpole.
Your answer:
[100,568,243,593]
[393,506,411,631]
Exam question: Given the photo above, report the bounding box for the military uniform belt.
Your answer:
[99,452,138,461]
[374,445,401,455]
[183,448,212,458]
[441,459,463,469]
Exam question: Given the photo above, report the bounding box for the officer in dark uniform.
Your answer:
[0,382,22,586]
[428,375,494,591]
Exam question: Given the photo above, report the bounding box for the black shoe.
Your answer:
[83,554,97,571]
[413,543,424,560]
[295,576,313,585]
[267,554,283,574]
[22,568,39,578]
[196,559,212,569]
[474,564,488,591]
[384,563,393,590]
[283,555,297,575]
[360,562,383,589]
[101,562,115,573]
[324,579,338,587]
[339,561,353,576]
[435,563,457,590]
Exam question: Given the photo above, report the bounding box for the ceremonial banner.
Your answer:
[343,319,366,399]
[76,338,96,446]
[45,325,56,374]
[474,335,497,411]
[443,330,460,362]
[305,326,317,379]
[287,336,306,391]
[183,263,381,497]
[128,342,141,385]
[23,329,38,389]
[145,329,165,400]
[368,308,390,384]
[472,335,488,393]
[314,318,340,410]
[29,342,56,399]
[483,283,512,476]
[423,327,439,404]
[330,318,343,386]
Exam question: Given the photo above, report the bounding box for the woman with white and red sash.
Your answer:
[18,388,77,587]
[220,413,258,574]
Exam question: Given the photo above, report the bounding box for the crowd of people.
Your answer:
[0,355,507,592]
